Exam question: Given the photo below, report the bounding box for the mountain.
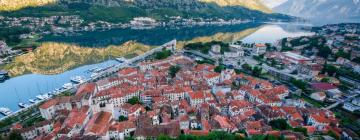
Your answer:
[199,0,272,13]
[0,0,56,11]
[0,0,292,22]
[274,0,360,19]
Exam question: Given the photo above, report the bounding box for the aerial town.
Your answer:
[0,23,357,140]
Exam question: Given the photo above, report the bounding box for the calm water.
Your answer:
[0,22,314,118]
[0,60,118,118]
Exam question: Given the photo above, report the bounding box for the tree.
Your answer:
[269,119,292,130]
[293,127,307,136]
[9,130,23,140]
[127,97,141,105]
[169,65,181,78]
[155,49,172,60]
[214,65,226,73]
[241,63,252,71]
[290,78,307,91]
[118,115,128,122]
[251,66,262,77]
[317,46,332,59]
[321,64,338,76]
[352,57,360,64]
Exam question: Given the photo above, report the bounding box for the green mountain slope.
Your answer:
[0,0,291,23]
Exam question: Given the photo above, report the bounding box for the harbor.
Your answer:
[0,39,177,121]
[0,60,119,119]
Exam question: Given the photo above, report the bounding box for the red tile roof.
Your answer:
[311,83,337,91]
[85,112,112,136]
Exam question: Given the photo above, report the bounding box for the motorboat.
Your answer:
[29,99,37,103]
[70,76,86,84]
[62,83,73,89]
[18,103,29,108]
[0,107,12,116]
[36,95,45,100]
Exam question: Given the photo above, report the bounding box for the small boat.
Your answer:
[42,94,50,99]
[29,99,36,103]
[91,73,99,78]
[0,107,12,116]
[70,76,86,84]
[88,67,100,72]
[18,103,29,108]
[36,95,45,100]
[62,83,73,89]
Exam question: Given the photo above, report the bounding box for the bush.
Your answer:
[269,119,292,130]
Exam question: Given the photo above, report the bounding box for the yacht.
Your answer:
[70,76,86,84]
[90,73,99,78]
[36,95,45,100]
[29,99,36,103]
[18,103,29,108]
[0,107,12,116]
[62,83,73,89]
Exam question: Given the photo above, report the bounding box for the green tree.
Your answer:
[290,78,307,91]
[127,97,141,105]
[241,63,252,71]
[251,66,262,77]
[155,49,172,60]
[321,64,338,76]
[118,115,128,122]
[317,46,332,59]
[214,65,226,73]
[9,130,23,140]
[269,119,292,130]
[158,134,172,140]
[169,65,181,78]
[352,57,360,64]
[293,127,307,136]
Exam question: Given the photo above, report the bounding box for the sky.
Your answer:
[260,0,288,8]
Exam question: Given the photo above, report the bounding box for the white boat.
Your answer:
[91,73,99,78]
[0,107,12,116]
[62,83,73,89]
[18,103,29,108]
[29,99,36,103]
[42,94,50,99]
[88,67,100,72]
[70,76,86,84]
[36,95,45,100]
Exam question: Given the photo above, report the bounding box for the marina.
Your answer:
[0,60,119,119]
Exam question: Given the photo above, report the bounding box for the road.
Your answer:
[323,94,360,110]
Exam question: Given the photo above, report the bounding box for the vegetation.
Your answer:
[214,65,226,73]
[127,97,141,105]
[290,78,308,91]
[0,27,31,46]
[184,41,230,54]
[156,131,287,140]
[9,130,23,140]
[269,119,291,130]
[0,1,292,23]
[155,49,172,60]
[169,65,181,78]
[118,115,128,122]
[293,127,307,136]
[353,57,360,64]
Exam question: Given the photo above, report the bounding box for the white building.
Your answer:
[252,44,267,56]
